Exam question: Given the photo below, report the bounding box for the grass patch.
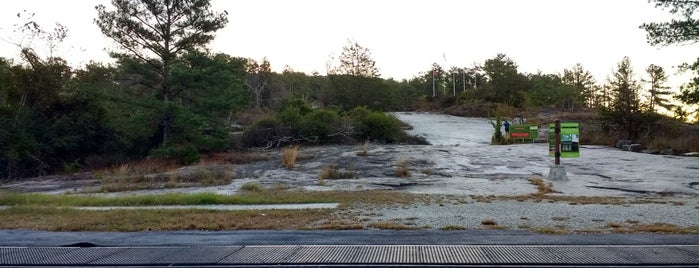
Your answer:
[529,177,554,196]
[606,222,699,234]
[199,152,266,165]
[480,219,498,226]
[551,216,570,221]
[395,158,411,177]
[0,190,426,207]
[97,165,233,193]
[470,193,667,206]
[440,225,466,230]
[530,227,570,235]
[318,164,357,182]
[307,220,363,230]
[368,221,424,230]
[281,145,299,169]
[356,140,369,156]
[240,182,263,193]
[0,206,334,231]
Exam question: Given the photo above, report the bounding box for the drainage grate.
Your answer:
[219,245,300,264]
[481,246,558,264]
[542,246,633,264]
[288,245,357,263]
[0,247,75,265]
[88,247,181,265]
[609,246,699,264]
[1,245,697,266]
[421,245,489,263]
[39,247,125,265]
[152,246,243,265]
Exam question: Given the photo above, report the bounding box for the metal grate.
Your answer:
[609,246,699,264]
[88,247,180,265]
[39,247,125,265]
[481,246,558,264]
[1,245,697,266]
[0,247,75,265]
[219,245,300,264]
[152,246,242,264]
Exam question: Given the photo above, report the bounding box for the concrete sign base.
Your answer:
[547,165,568,181]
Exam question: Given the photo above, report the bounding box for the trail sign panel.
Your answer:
[509,124,538,140]
[549,122,579,158]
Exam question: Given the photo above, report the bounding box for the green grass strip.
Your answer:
[0,191,337,207]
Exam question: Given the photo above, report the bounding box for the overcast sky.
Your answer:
[0,0,695,89]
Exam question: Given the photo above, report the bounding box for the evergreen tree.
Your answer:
[562,63,596,109]
[644,64,675,113]
[95,0,228,146]
[641,0,699,117]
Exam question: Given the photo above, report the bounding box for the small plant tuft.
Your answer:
[281,145,299,169]
[395,158,411,177]
[356,140,370,156]
[240,182,263,192]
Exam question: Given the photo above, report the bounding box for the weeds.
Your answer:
[480,219,498,226]
[0,207,334,231]
[368,221,424,230]
[281,145,299,169]
[529,177,554,197]
[356,140,369,156]
[440,225,466,230]
[318,164,357,181]
[395,158,411,177]
[240,182,263,193]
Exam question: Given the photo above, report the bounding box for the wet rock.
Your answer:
[628,144,643,152]
[661,148,675,155]
[642,149,659,154]
[616,139,632,149]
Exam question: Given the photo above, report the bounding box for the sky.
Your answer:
[0,0,696,90]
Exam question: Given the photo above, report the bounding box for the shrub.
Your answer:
[357,140,369,156]
[300,109,342,143]
[281,145,299,169]
[149,145,201,165]
[395,158,410,177]
[490,117,506,144]
[240,182,263,192]
[350,107,402,142]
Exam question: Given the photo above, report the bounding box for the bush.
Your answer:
[237,101,425,148]
[349,106,402,143]
[149,145,201,164]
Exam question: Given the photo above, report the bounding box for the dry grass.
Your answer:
[199,152,266,165]
[281,145,299,169]
[308,220,363,230]
[0,207,334,231]
[395,158,411,177]
[551,216,570,221]
[606,222,699,234]
[98,165,233,193]
[356,140,369,156]
[480,219,498,226]
[529,177,554,197]
[368,221,424,230]
[440,225,466,230]
[318,164,357,182]
[106,159,178,177]
[240,182,263,192]
[530,227,570,235]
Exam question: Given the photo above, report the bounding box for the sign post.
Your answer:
[547,120,578,181]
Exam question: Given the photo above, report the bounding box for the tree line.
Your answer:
[1,0,697,179]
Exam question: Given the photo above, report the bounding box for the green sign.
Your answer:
[509,124,538,140]
[549,122,580,158]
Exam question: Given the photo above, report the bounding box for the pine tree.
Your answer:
[644,64,675,113]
